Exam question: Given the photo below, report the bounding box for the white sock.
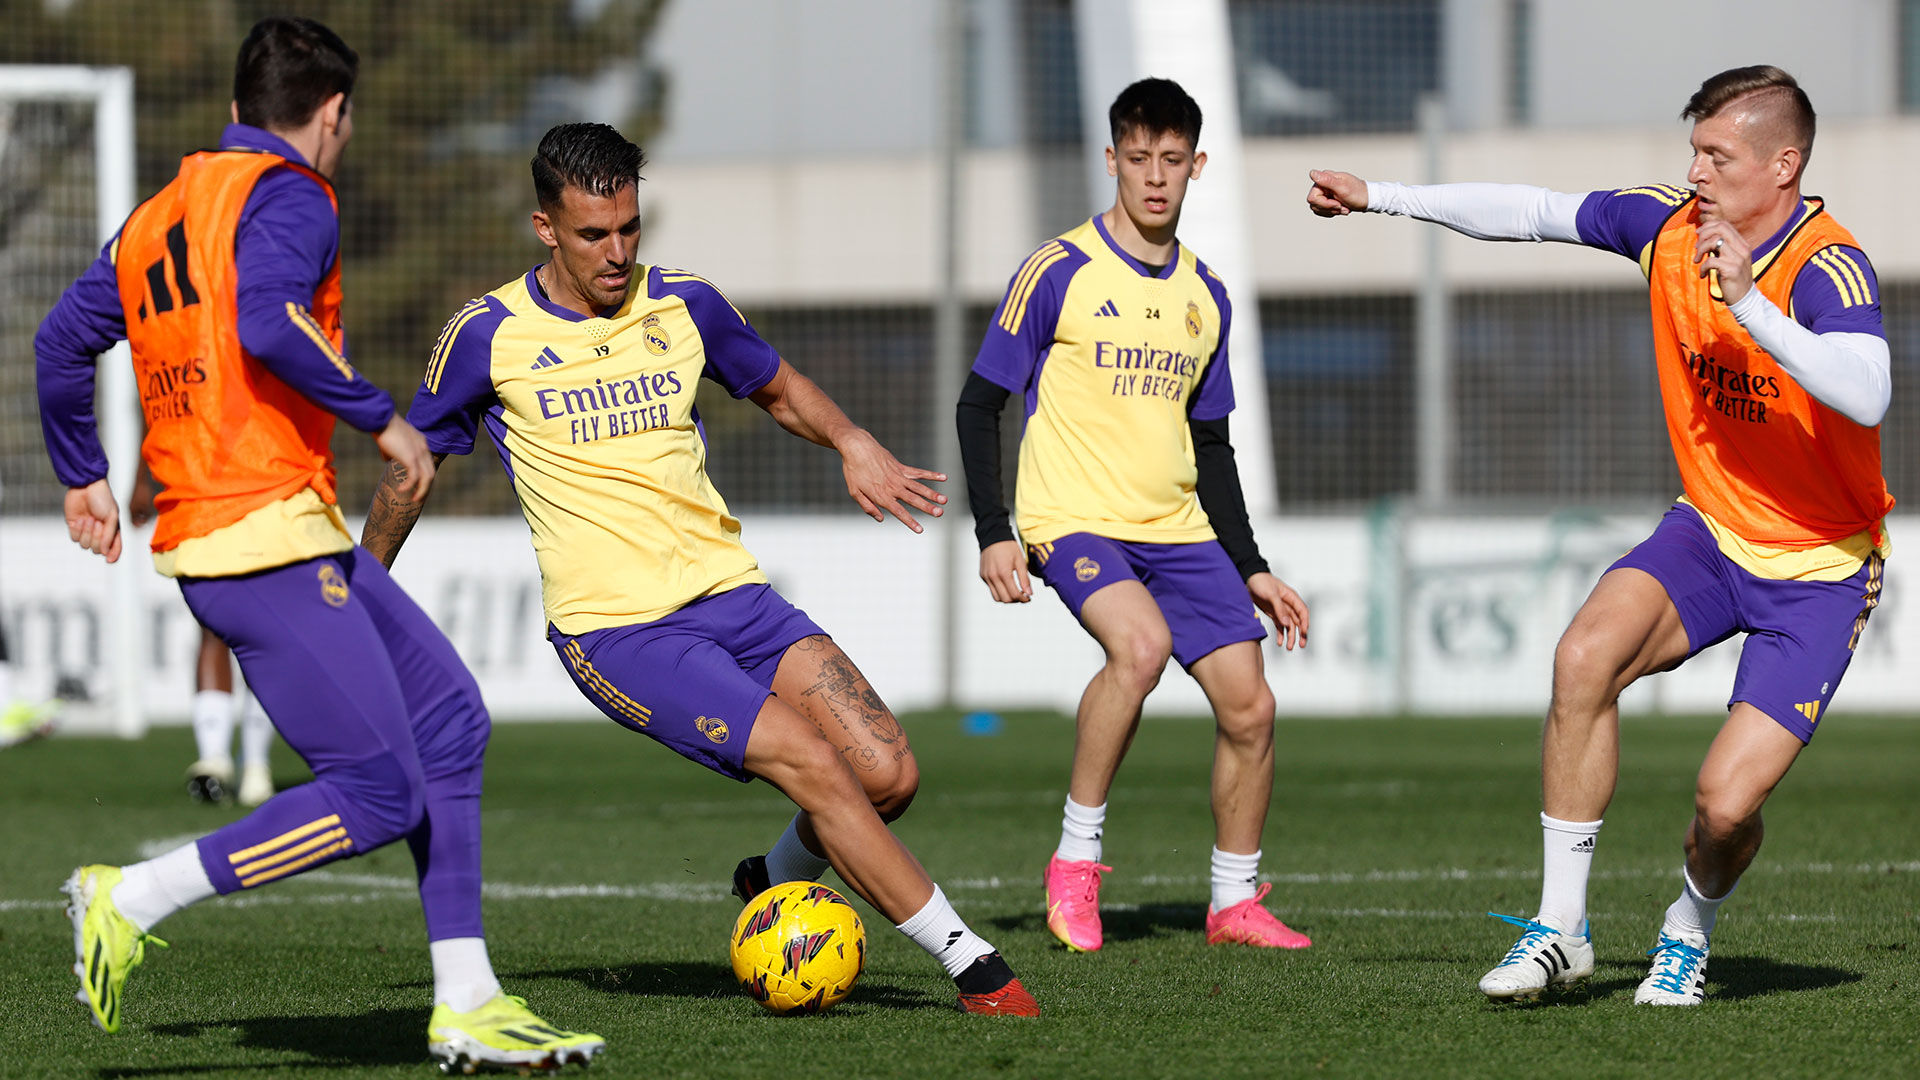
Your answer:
[238,690,273,769]
[895,885,994,978]
[430,937,502,1012]
[1663,868,1731,940]
[1537,813,1602,936]
[1055,797,1106,863]
[191,690,235,765]
[1210,847,1261,910]
[764,813,830,884]
[112,842,216,933]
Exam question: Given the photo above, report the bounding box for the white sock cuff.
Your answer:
[895,885,947,935]
[1683,867,1734,904]
[764,814,830,884]
[1063,796,1106,820]
[1540,812,1602,834]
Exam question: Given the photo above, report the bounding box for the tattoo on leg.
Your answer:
[799,643,905,745]
[843,745,881,773]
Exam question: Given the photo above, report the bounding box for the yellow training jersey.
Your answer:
[969,215,1235,547]
[408,265,778,633]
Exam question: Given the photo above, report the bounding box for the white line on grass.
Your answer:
[5,859,1908,916]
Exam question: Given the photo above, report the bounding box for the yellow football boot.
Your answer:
[427,992,605,1074]
[63,865,167,1032]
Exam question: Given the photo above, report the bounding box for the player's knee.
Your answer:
[1217,687,1276,748]
[1550,630,1616,708]
[1693,784,1761,844]
[323,750,427,847]
[869,751,919,823]
[1112,634,1172,692]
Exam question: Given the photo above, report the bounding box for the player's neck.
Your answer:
[1730,189,1803,251]
[1101,206,1178,267]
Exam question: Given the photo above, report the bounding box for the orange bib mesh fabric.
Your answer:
[114,150,344,552]
[1646,197,1892,547]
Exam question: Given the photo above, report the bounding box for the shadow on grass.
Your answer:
[1490,954,1862,1007]
[113,1007,420,1075]
[510,962,947,1012]
[991,902,1214,945]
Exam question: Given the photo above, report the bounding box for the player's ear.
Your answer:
[1105,145,1117,178]
[1777,145,1801,188]
[1190,150,1208,180]
[319,92,347,134]
[531,209,556,248]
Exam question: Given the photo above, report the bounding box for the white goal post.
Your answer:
[0,65,142,737]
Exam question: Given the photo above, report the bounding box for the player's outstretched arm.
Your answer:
[360,423,444,568]
[749,359,947,533]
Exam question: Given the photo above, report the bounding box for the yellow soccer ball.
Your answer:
[729,881,866,1014]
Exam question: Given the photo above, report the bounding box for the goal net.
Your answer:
[0,66,142,736]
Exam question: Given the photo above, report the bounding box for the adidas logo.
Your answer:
[1794,700,1821,723]
[1571,837,1595,853]
[1095,299,1120,317]
[530,346,565,370]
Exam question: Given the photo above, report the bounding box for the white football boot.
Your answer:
[1634,929,1709,1005]
[1478,912,1595,1001]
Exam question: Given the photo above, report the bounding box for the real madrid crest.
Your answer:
[695,714,729,744]
[318,564,350,607]
[1074,556,1101,582]
[1184,300,1202,339]
[641,312,671,356]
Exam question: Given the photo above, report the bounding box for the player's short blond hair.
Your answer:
[1682,65,1815,167]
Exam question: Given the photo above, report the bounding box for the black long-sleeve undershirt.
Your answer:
[954,371,1269,580]
[955,372,1016,548]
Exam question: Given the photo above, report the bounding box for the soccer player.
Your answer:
[1308,65,1892,1005]
[134,472,276,805]
[34,17,604,1069]
[358,122,1041,1017]
[957,78,1313,954]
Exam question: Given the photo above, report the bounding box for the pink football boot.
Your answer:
[1205,883,1312,948]
[1044,855,1111,952]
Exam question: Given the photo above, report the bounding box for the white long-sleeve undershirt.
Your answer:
[1363,179,1892,427]
[1727,288,1891,427]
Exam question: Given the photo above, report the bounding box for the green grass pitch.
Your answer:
[1,711,1914,1079]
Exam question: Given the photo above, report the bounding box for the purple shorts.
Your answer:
[1610,504,1886,743]
[1029,533,1265,668]
[547,583,825,781]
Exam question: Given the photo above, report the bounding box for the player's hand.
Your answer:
[65,479,123,563]
[128,465,157,528]
[837,429,946,533]
[1306,170,1369,217]
[1694,220,1754,304]
[1247,571,1309,650]
[373,414,436,504]
[979,539,1031,604]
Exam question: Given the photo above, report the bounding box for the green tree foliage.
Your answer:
[3,0,668,512]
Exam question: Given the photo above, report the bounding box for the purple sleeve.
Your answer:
[1789,244,1884,337]
[234,167,394,433]
[970,243,1086,394]
[407,298,509,456]
[1188,265,1237,421]
[1573,185,1689,261]
[653,269,780,398]
[34,239,126,487]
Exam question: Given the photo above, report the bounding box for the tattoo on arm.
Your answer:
[360,460,428,569]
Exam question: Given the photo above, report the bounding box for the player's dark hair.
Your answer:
[532,123,647,211]
[1682,65,1815,162]
[1108,78,1202,149]
[233,16,357,132]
